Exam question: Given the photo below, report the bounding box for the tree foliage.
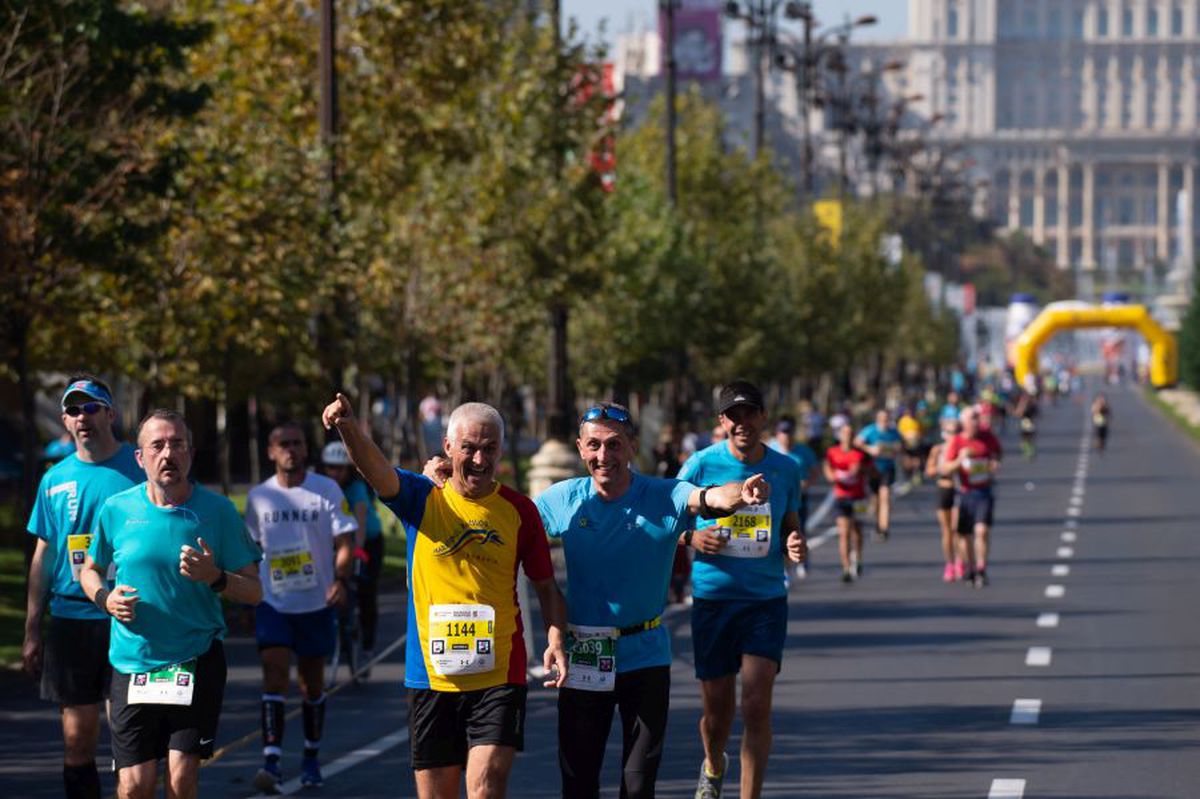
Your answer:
[3,0,964,491]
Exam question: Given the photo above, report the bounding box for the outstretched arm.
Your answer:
[686,474,771,518]
[323,393,401,500]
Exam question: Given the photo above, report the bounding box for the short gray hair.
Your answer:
[446,402,505,446]
[137,408,194,448]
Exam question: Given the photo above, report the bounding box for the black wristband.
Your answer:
[683,529,695,548]
[93,588,111,615]
[209,571,228,593]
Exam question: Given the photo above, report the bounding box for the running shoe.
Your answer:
[942,563,955,582]
[300,756,323,788]
[952,560,965,581]
[855,561,864,578]
[694,752,727,799]
[841,570,854,584]
[973,569,989,589]
[253,761,283,795]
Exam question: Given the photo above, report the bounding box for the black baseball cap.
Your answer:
[716,380,764,416]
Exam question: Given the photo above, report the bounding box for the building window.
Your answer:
[1098,7,1109,36]
[1024,2,1038,34]
[1149,6,1159,36]
[1172,3,1184,36]
[948,5,959,38]
[1047,192,1059,225]
[1073,4,1086,38]
[1122,5,1134,36]
[1020,196,1035,227]
[1048,7,1063,37]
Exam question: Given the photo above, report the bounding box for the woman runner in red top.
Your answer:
[824,422,873,583]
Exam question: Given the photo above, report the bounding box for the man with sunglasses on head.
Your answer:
[246,423,358,793]
[534,401,771,799]
[677,381,806,799]
[23,375,143,799]
[323,393,568,799]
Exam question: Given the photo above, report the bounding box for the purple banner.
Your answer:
[660,3,723,82]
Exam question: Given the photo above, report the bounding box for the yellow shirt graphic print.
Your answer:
[410,484,524,692]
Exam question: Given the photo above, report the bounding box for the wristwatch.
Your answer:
[684,529,695,548]
[209,570,228,593]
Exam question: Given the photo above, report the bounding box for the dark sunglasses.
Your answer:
[581,405,631,425]
[64,402,108,417]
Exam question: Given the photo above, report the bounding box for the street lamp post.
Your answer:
[664,0,679,207]
[771,8,877,198]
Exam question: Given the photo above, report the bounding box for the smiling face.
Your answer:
[720,404,766,455]
[577,420,636,495]
[137,417,192,489]
[446,420,501,498]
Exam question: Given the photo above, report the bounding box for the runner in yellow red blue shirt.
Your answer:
[322,393,567,799]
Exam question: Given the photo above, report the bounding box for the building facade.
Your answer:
[902,0,1199,294]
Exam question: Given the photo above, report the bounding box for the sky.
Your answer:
[561,0,908,46]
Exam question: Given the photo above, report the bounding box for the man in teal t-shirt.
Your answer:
[23,376,144,799]
[677,381,806,799]
[81,410,261,799]
[855,408,904,538]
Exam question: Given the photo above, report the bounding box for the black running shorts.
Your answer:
[108,639,226,768]
[40,616,111,706]
[408,683,526,769]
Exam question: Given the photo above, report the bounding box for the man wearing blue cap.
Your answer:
[23,374,143,799]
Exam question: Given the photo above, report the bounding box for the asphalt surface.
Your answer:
[4,381,1200,798]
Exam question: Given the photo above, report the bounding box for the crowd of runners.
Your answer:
[22,368,1111,798]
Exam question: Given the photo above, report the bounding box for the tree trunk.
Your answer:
[16,318,39,559]
[247,394,261,486]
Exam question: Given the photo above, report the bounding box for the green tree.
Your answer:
[1178,271,1200,389]
[0,1,208,514]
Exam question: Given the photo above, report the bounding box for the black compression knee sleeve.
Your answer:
[303,693,326,757]
[262,693,285,757]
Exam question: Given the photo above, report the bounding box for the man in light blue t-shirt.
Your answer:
[81,410,261,799]
[24,376,144,799]
[677,381,806,799]
[855,408,904,539]
[534,402,769,799]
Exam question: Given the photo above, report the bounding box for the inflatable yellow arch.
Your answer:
[1012,304,1178,389]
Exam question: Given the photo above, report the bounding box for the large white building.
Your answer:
[901,0,1199,295]
[612,1,1200,298]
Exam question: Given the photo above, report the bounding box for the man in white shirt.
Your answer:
[245,423,357,793]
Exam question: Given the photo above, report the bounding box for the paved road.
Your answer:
[4,382,1200,797]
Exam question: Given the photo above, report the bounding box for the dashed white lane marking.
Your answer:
[1057,546,1074,558]
[1037,612,1060,628]
[1061,531,1077,543]
[1052,564,1071,577]
[1069,495,1083,507]
[989,778,1027,798]
[1071,485,1085,496]
[1067,506,1082,516]
[1045,584,1066,598]
[1026,646,1053,667]
[1010,699,1042,725]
